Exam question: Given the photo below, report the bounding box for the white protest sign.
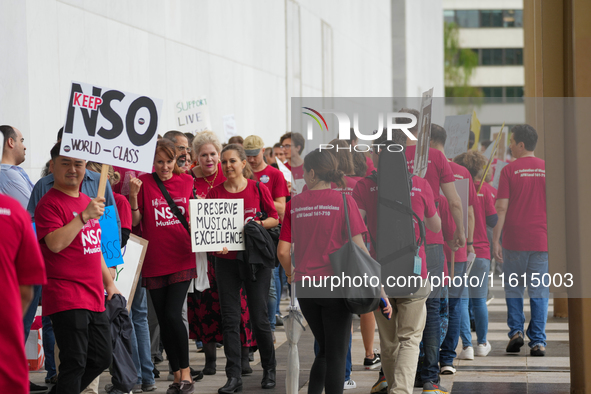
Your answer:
[61,81,162,173]
[223,114,238,141]
[443,114,471,159]
[190,199,245,252]
[114,234,148,310]
[413,88,434,178]
[492,160,508,189]
[276,159,292,183]
[174,97,212,134]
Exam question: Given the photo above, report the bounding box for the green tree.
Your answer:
[444,22,482,97]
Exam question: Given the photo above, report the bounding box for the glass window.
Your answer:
[481,10,503,27]
[514,10,523,27]
[503,10,517,27]
[505,48,523,65]
[481,49,503,65]
[456,10,479,27]
[444,10,455,24]
[505,86,524,97]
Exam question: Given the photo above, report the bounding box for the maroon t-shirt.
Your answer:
[207,179,278,260]
[193,162,226,199]
[35,189,104,316]
[405,145,455,244]
[253,165,289,199]
[474,181,497,259]
[114,192,132,231]
[0,195,45,394]
[137,173,195,277]
[279,190,367,281]
[364,156,376,176]
[497,157,547,251]
[112,165,149,196]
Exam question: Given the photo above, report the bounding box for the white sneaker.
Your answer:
[440,365,456,375]
[344,379,357,390]
[458,346,474,360]
[474,341,492,357]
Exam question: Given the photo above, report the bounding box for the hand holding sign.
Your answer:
[84,196,106,221]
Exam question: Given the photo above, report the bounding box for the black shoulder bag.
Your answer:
[255,181,282,266]
[152,173,190,235]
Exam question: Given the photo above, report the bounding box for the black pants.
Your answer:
[299,297,351,394]
[50,309,112,394]
[149,280,191,372]
[215,258,276,378]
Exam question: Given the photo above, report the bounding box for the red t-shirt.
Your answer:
[207,179,278,260]
[35,189,104,316]
[253,164,290,199]
[442,162,476,263]
[474,181,496,258]
[405,145,455,244]
[137,173,195,277]
[112,166,149,196]
[284,162,291,171]
[302,176,361,196]
[351,176,435,278]
[0,195,45,394]
[290,163,305,196]
[279,189,367,281]
[497,157,547,251]
[114,192,132,231]
[365,156,376,176]
[192,162,226,199]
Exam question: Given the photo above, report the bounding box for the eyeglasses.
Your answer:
[281,144,291,149]
[177,146,192,153]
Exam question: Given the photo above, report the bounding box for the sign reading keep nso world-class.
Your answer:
[61,81,163,173]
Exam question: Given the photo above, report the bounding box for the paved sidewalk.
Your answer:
[30,276,570,393]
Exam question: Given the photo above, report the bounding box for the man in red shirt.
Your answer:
[35,142,120,394]
[493,125,549,357]
[0,194,46,394]
[352,130,442,394]
[398,109,465,390]
[279,132,305,194]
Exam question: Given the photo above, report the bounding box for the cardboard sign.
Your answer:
[115,234,148,310]
[174,97,212,134]
[276,160,292,183]
[61,81,162,173]
[479,123,505,193]
[470,111,481,150]
[190,199,245,252]
[98,205,123,268]
[492,160,508,189]
[443,114,471,159]
[413,88,434,178]
[223,114,238,141]
[491,126,509,160]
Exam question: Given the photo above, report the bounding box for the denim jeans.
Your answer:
[129,282,155,385]
[440,261,467,366]
[275,265,287,315]
[24,285,42,341]
[43,316,56,379]
[503,249,549,348]
[268,268,277,331]
[460,258,491,346]
[420,244,445,384]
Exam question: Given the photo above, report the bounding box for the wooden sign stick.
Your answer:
[97,163,110,198]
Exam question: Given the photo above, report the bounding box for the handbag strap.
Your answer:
[152,173,190,234]
[342,193,353,241]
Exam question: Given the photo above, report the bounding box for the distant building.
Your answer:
[443,0,525,143]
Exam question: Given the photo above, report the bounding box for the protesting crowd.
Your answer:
[1,109,548,394]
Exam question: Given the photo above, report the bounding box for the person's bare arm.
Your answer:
[424,212,441,234]
[278,240,292,282]
[20,285,33,316]
[273,197,286,221]
[441,182,466,249]
[493,198,509,262]
[129,176,143,227]
[467,205,475,254]
[44,197,105,253]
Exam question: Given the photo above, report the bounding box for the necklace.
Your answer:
[204,167,218,188]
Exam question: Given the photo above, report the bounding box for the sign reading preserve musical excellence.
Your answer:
[61,81,163,173]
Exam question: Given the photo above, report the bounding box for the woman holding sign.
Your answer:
[187,131,258,378]
[129,139,196,394]
[206,144,279,393]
